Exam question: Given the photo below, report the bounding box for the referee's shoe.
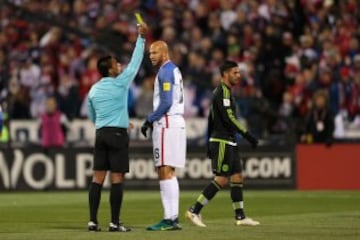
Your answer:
[88,221,101,232]
[108,222,131,232]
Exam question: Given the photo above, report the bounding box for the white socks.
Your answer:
[159,177,179,220]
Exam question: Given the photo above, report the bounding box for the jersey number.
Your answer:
[154,148,160,160]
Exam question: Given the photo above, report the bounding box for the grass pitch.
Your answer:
[0,190,359,240]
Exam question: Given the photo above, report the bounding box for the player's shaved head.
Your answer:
[150,41,169,54]
[149,40,170,67]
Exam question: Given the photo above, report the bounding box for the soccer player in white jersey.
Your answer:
[141,40,186,231]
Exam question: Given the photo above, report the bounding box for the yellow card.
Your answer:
[135,13,144,24]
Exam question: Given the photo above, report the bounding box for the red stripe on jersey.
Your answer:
[165,114,169,128]
[161,128,165,166]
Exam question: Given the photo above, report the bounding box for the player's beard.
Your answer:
[152,58,163,68]
[151,55,168,69]
[152,61,159,68]
[229,76,239,87]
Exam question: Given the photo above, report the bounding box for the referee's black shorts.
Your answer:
[93,127,129,173]
[208,141,242,176]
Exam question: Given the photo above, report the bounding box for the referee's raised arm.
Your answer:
[116,23,148,87]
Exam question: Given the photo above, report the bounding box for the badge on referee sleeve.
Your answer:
[163,82,171,91]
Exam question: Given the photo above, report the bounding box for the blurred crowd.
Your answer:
[1,0,360,143]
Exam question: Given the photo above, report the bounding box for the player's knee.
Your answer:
[110,172,125,183]
[92,171,106,184]
[230,173,243,183]
[214,176,228,188]
[157,166,175,180]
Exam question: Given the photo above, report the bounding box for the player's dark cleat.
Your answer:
[108,222,131,232]
[88,221,101,232]
[146,219,182,231]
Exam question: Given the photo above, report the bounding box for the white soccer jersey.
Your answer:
[148,61,184,126]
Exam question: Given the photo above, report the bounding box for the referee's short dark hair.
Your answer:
[220,60,238,77]
[97,56,113,77]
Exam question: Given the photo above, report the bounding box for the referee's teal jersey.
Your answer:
[87,36,145,129]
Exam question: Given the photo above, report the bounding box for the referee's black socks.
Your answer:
[110,183,124,225]
[192,180,221,214]
[89,182,103,223]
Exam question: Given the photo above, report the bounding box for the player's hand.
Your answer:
[243,131,258,149]
[141,120,152,137]
[137,23,148,36]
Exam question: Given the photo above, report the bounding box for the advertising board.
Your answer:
[0,146,295,191]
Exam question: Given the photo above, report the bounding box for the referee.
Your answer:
[86,22,148,232]
[186,60,260,227]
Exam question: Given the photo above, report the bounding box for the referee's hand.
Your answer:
[138,23,148,36]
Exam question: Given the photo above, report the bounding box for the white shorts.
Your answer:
[152,115,186,168]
